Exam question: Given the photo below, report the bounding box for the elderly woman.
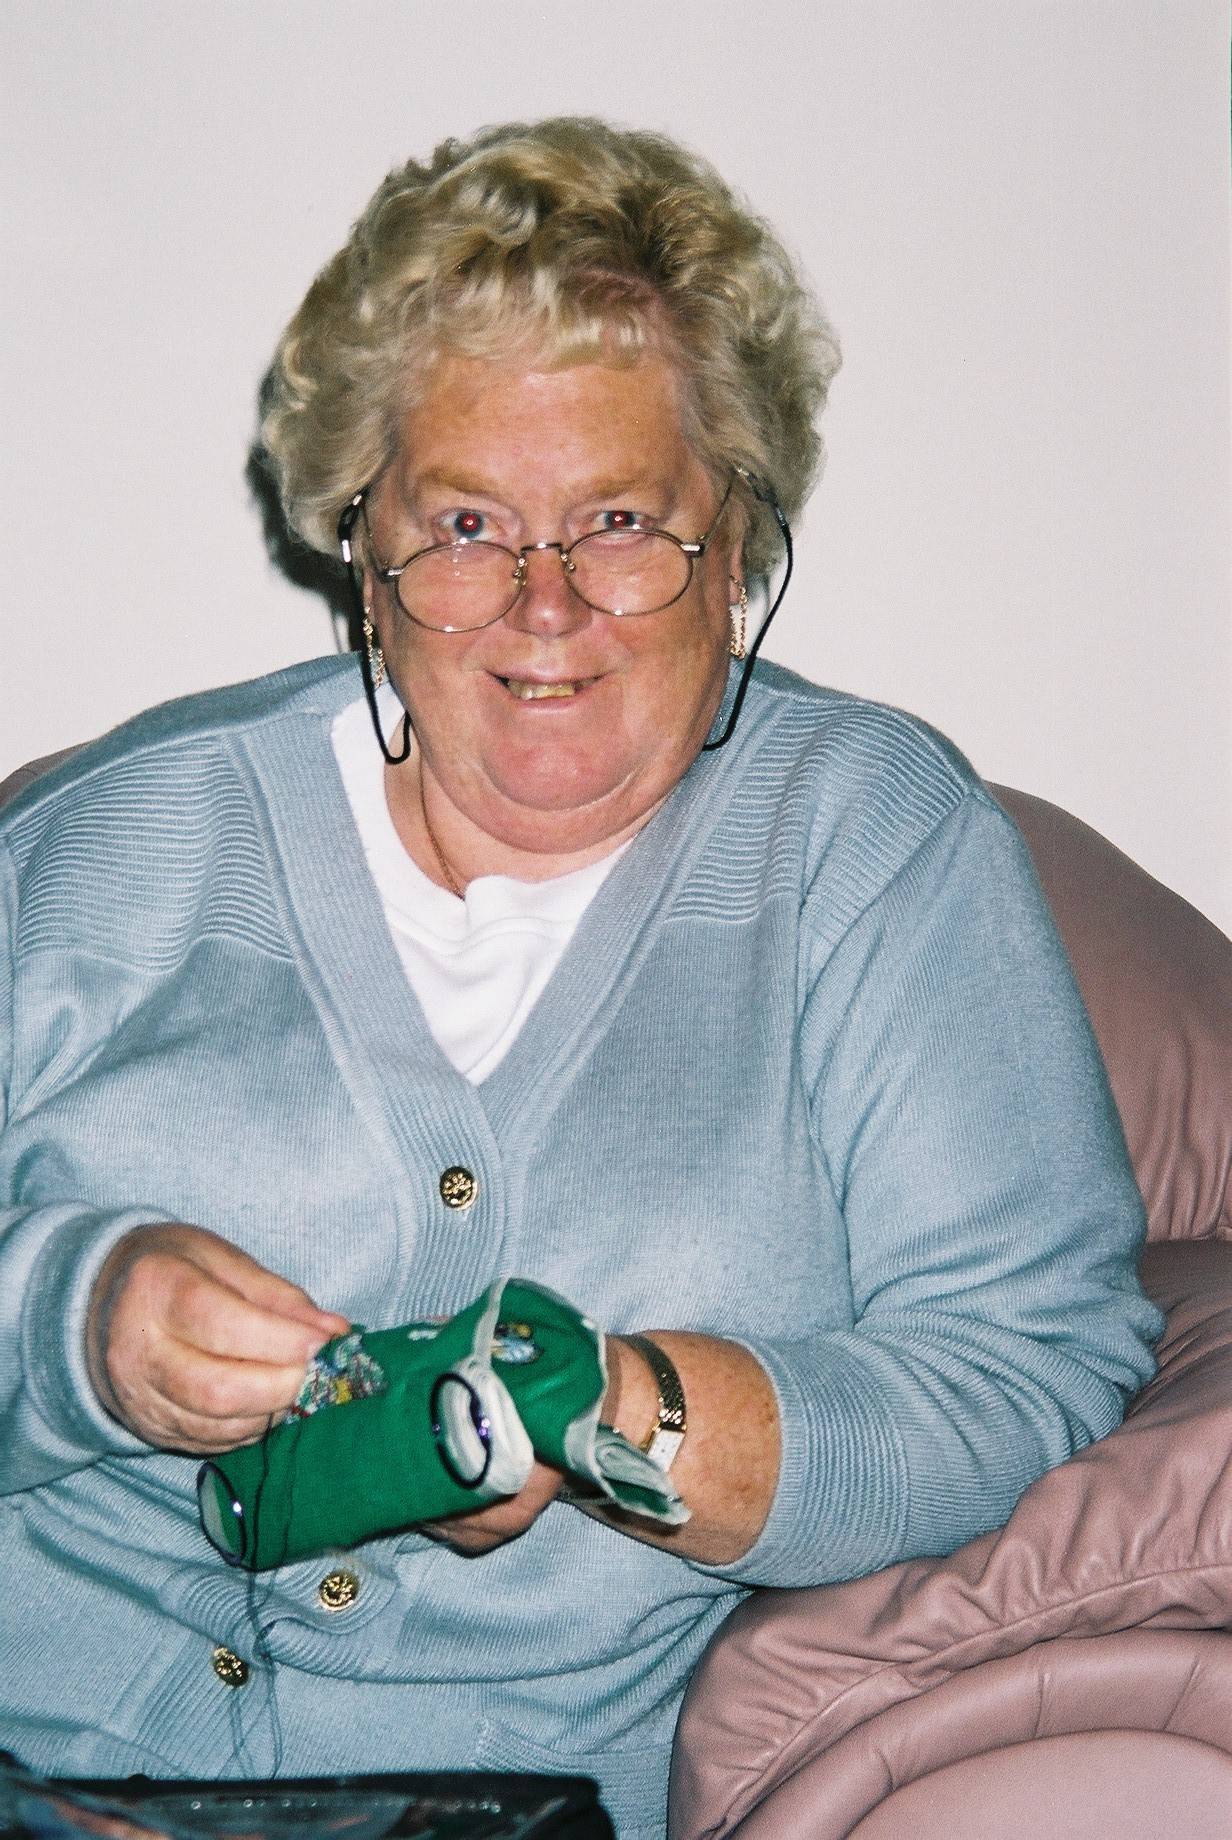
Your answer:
[1,118,1159,1839]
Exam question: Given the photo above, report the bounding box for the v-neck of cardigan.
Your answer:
[229,660,762,1154]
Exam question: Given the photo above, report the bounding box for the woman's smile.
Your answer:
[500,680,599,699]
[497,672,602,702]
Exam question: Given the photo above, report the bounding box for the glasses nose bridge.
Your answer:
[514,536,575,577]
[501,530,591,636]
[509,536,583,616]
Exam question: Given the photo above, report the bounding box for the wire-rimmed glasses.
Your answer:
[339,478,736,634]
[337,465,792,759]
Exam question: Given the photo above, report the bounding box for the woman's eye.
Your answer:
[597,509,643,533]
[445,510,488,542]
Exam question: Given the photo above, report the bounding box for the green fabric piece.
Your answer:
[198,1278,686,1571]
[197,1283,528,1568]
[493,1280,688,1526]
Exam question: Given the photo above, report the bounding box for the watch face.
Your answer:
[644,1426,686,1472]
[196,1461,246,1563]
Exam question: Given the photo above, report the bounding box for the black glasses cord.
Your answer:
[702,489,792,751]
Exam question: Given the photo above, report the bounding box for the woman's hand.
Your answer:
[85,1223,350,1455]
[422,1458,567,1555]
[420,1333,670,1556]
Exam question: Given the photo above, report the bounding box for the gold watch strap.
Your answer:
[625,1334,686,1471]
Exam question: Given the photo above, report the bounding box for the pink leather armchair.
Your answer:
[670,787,1232,1840]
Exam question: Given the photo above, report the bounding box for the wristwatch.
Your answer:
[624,1334,687,1471]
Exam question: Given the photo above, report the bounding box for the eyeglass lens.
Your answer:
[394,527,693,630]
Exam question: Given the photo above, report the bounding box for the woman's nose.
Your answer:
[503,543,592,637]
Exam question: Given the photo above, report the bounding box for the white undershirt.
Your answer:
[331,691,627,1083]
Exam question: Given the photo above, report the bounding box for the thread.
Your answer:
[224,1414,285,1776]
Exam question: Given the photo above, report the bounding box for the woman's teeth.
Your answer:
[503,679,584,700]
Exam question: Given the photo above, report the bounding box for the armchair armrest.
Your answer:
[669,1239,1232,1840]
[686,1631,1232,1840]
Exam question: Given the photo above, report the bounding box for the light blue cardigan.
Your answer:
[0,656,1160,1838]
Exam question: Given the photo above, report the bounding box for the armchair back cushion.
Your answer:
[991,786,1231,1241]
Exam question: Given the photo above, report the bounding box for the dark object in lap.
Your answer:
[0,1757,614,1840]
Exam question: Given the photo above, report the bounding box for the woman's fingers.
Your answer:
[426,1461,566,1554]
[173,1231,349,1337]
[142,1325,313,1422]
[140,1252,338,1368]
[87,1221,349,1452]
[108,1327,309,1453]
[103,1306,319,1452]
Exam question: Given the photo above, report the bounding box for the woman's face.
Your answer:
[364,350,742,863]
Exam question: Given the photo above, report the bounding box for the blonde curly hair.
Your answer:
[261,117,840,578]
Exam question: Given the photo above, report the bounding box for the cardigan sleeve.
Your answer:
[0,1202,169,1490]
[699,788,1163,1589]
[0,836,155,1490]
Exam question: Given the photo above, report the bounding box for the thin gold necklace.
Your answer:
[418,766,465,898]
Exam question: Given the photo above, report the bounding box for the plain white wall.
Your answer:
[2,0,1229,931]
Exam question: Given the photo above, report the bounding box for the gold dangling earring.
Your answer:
[363,612,387,690]
[729,581,748,660]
